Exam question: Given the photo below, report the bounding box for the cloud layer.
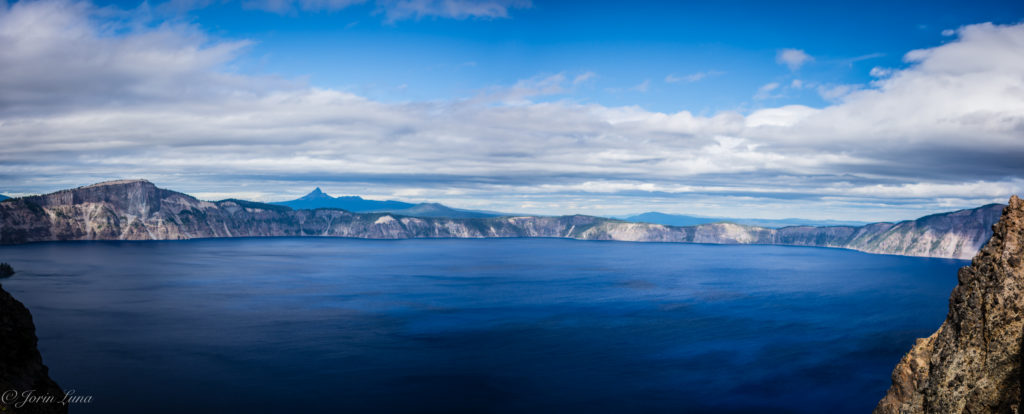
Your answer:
[1,1,1022,221]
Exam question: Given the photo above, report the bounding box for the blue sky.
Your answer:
[113,0,1024,112]
[1,0,1024,221]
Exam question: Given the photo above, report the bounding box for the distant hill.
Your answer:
[272,188,501,218]
[272,188,415,212]
[0,194,8,201]
[624,212,868,228]
[374,203,499,219]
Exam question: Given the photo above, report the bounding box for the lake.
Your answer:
[0,238,965,413]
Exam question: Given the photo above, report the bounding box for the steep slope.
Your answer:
[0,283,66,414]
[0,180,1005,259]
[875,196,1024,413]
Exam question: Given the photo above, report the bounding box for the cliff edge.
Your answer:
[875,195,1024,413]
[0,180,1003,259]
[0,284,67,413]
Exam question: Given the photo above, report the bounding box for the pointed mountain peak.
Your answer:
[300,187,330,200]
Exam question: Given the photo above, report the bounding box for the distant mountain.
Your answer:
[623,212,719,227]
[0,179,1009,259]
[375,203,499,219]
[273,188,500,218]
[0,194,8,201]
[624,212,868,228]
[272,188,415,212]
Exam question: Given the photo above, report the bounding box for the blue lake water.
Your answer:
[0,238,965,413]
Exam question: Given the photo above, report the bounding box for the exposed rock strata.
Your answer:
[0,284,66,414]
[0,180,1004,259]
[875,195,1024,413]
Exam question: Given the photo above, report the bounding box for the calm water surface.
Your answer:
[0,238,964,413]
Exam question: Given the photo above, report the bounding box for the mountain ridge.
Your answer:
[0,179,1007,259]
[271,187,501,218]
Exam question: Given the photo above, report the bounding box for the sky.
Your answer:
[1,0,1023,221]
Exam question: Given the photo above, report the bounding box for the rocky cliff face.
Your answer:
[875,195,1024,413]
[0,180,1004,259]
[0,284,66,414]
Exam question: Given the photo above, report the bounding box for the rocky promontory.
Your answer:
[875,195,1024,412]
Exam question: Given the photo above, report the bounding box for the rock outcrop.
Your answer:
[0,180,1004,259]
[875,195,1024,413]
[0,284,66,414]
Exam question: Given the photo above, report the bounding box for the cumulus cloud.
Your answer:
[1,0,1023,220]
[775,48,813,71]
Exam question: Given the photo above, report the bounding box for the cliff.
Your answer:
[875,195,1024,413]
[0,180,1004,259]
[0,284,66,413]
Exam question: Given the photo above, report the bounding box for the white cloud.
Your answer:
[775,48,813,71]
[630,79,650,92]
[753,82,780,100]
[223,0,532,20]
[476,73,567,103]
[815,83,861,101]
[374,0,531,21]
[869,66,893,77]
[242,0,365,14]
[573,71,597,85]
[1,1,1023,219]
[665,70,722,83]
[942,29,956,36]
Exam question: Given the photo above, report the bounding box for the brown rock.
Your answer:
[875,195,1024,413]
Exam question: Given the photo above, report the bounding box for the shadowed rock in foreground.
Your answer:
[875,195,1024,413]
[0,284,66,414]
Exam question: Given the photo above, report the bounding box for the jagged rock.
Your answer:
[875,195,1024,413]
[0,284,66,414]
[0,179,1004,259]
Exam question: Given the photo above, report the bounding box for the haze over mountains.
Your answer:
[272,188,502,219]
[0,179,1007,259]
[277,188,868,226]
[624,212,868,229]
